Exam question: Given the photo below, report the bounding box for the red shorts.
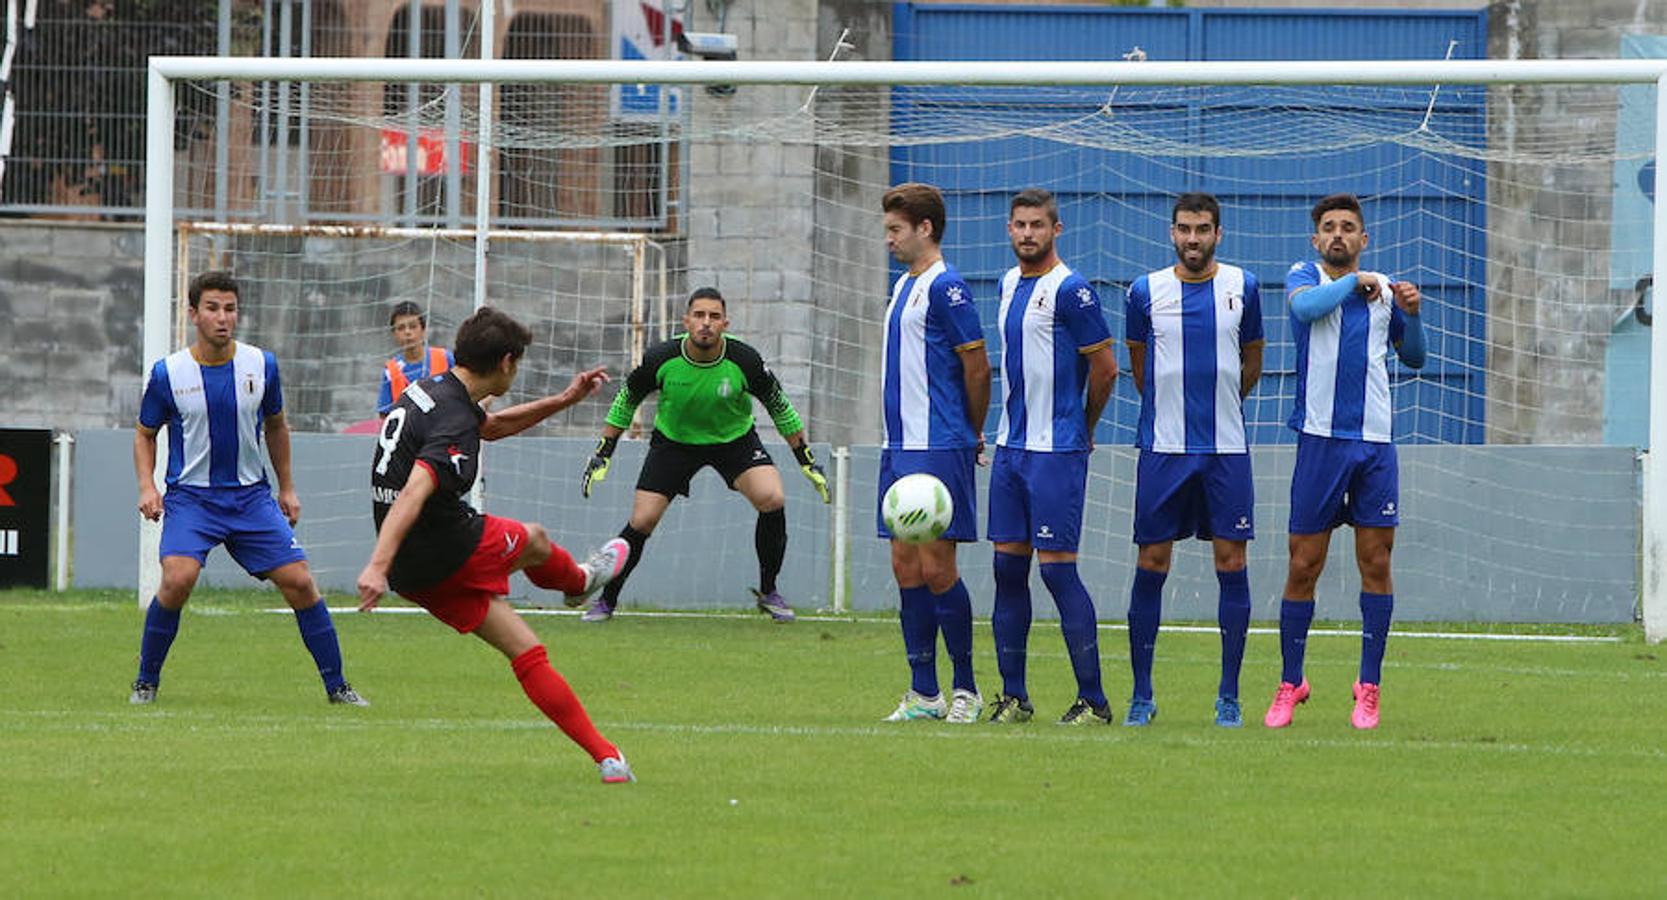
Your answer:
[398,515,530,633]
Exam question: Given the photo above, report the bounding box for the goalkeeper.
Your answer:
[579,287,830,623]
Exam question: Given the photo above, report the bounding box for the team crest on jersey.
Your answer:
[716,378,734,399]
[446,444,470,476]
[243,373,258,395]
[1033,291,1050,310]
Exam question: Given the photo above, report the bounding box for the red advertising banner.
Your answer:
[379,129,475,176]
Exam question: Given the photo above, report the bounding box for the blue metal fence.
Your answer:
[891,3,1490,445]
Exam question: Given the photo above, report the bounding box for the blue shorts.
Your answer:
[987,447,1089,552]
[1288,432,1400,534]
[877,448,978,542]
[1133,450,1255,545]
[159,483,307,577]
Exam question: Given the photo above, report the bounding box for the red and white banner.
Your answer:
[379,129,474,176]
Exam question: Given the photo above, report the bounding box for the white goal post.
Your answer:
[142,57,1667,639]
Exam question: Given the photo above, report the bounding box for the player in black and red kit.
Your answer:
[356,306,637,784]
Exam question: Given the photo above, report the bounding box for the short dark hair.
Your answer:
[453,306,532,372]
[1172,192,1221,228]
[1311,192,1364,228]
[188,270,239,309]
[688,287,726,312]
[389,300,426,328]
[881,182,947,245]
[1009,187,1059,225]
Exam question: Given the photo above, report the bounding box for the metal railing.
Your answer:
[0,0,681,231]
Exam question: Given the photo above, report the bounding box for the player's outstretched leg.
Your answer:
[573,538,632,603]
[583,525,648,622]
[512,643,633,783]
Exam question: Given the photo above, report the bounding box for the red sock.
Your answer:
[523,540,586,594]
[511,644,618,763]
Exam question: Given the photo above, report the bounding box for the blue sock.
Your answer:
[1280,599,1315,685]
[1127,567,1166,702]
[294,600,347,693]
[991,551,1032,700]
[935,579,977,694]
[1216,569,1252,699]
[898,586,940,697]
[137,598,181,685]
[1359,592,1395,685]
[1041,561,1106,708]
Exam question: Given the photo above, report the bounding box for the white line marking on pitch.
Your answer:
[274,606,1624,643]
[1,604,1624,642]
[5,708,1661,762]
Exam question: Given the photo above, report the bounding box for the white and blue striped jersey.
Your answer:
[1126,263,1264,454]
[139,342,283,487]
[994,263,1112,452]
[1286,261,1406,443]
[882,260,985,450]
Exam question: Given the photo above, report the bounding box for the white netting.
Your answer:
[155,68,1649,620]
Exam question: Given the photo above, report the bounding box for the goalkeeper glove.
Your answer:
[582,435,618,498]
[794,444,830,504]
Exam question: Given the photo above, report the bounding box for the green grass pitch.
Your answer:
[3,590,1665,898]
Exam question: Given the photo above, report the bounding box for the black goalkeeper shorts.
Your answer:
[636,428,775,498]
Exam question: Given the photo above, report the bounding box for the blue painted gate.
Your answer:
[891,4,1490,445]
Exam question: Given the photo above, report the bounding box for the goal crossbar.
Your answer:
[146,56,1667,86]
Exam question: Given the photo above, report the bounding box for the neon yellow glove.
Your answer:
[582,436,617,498]
[794,444,830,504]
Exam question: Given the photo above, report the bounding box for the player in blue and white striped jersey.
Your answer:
[1124,192,1265,728]
[878,182,992,724]
[986,188,1118,726]
[129,270,364,707]
[1264,193,1426,732]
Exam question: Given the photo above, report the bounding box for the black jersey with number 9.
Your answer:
[370,371,488,590]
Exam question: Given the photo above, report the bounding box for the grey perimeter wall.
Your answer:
[74,430,1639,623]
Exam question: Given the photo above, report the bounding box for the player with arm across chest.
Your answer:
[1264,192,1426,731]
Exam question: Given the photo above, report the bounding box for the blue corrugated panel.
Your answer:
[891,3,1490,445]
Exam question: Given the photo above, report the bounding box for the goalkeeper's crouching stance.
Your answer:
[580,287,831,623]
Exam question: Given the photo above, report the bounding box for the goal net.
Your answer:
[143,57,1661,631]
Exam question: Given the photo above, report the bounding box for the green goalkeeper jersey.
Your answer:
[604,334,804,445]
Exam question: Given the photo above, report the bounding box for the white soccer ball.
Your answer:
[882,473,954,544]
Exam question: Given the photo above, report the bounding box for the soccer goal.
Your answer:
[140,56,1667,638]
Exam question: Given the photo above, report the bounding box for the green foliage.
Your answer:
[2,0,220,210]
[2,594,1665,897]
